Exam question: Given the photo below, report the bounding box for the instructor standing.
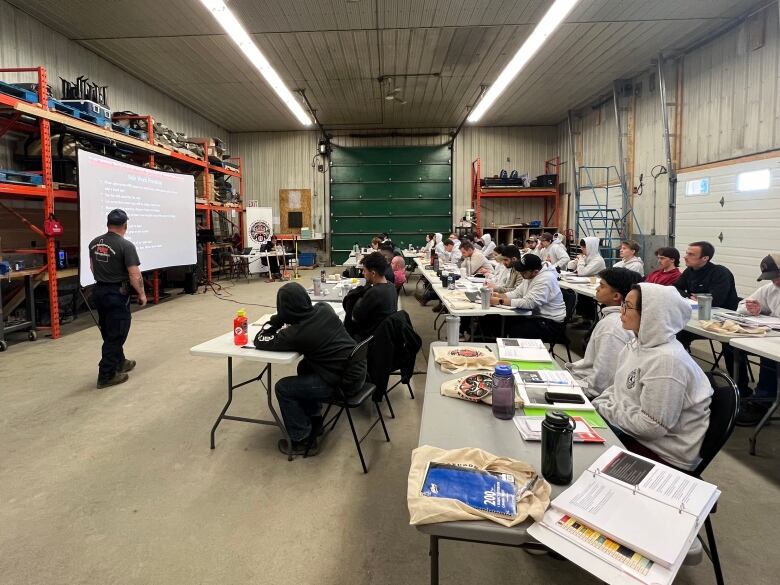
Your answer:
[89,209,146,389]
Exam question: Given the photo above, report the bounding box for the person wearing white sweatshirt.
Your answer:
[459,240,493,277]
[489,253,566,339]
[433,232,445,255]
[612,239,645,275]
[480,233,497,259]
[567,236,606,276]
[565,267,643,398]
[538,231,570,271]
[422,233,435,254]
[735,253,780,425]
[593,283,713,471]
[439,238,462,265]
[488,244,522,293]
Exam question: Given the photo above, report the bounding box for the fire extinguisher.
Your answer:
[44,213,63,237]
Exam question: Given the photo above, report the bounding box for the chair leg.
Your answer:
[385,391,396,419]
[566,343,572,363]
[704,516,725,585]
[345,408,368,474]
[375,401,391,442]
[406,381,415,399]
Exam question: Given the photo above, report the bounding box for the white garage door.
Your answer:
[676,156,780,297]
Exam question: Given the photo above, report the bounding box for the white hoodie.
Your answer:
[506,265,566,322]
[567,236,606,276]
[592,284,712,471]
[542,240,570,271]
[565,305,632,398]
[440,246,462,266]
[481,234,496,259]
[433,233,445,255]
[614,256,645,276]
[737,281,780,316]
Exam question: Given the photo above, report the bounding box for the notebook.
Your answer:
[420,462,517,518]
[496,338,552,362]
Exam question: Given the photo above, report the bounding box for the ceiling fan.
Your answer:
[383,77,407,104]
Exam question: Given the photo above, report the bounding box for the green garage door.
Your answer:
[330,145,452,264]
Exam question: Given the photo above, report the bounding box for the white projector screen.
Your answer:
[78,150,196,287]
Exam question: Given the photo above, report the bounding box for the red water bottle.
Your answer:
[233,309,248,345]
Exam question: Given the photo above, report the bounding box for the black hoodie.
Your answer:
[254,283,366,393]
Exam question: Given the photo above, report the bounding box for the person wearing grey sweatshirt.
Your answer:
[538,231,570,271]
[593,283,713,471]
[735,253,780,425]
[489,254,566,339]
[459,240,494,277]
[612,239,645,275]
[565,268,643,398]
[567,236,606,276]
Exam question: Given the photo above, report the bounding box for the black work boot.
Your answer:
[96,372,129,389]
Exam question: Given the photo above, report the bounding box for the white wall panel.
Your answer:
[0,0,224,138]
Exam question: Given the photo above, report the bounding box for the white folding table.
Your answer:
[190,325,300,459]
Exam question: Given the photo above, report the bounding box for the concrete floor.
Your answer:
[1,276,778,585]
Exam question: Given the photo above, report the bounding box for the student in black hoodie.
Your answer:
[254,282,366,456]
[343,252,398,341]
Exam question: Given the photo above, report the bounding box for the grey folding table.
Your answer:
[415,342,622,584]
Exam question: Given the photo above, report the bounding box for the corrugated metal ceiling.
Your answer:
[6,0,764,131]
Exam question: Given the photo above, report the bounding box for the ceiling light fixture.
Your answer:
[199,0,312,126]
[467,0,581,123]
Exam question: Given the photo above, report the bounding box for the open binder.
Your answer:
[529,446,720,585]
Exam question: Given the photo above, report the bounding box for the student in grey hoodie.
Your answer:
[538,231,570,271]
[567,236,606,276]
[613,239,645,275]
[489,253,566,339]
[593,283,713,471]
[565,268,643,398]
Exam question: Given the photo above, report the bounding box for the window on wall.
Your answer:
[737,169,771,192]
[685,178,709,196]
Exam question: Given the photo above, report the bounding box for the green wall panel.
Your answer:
[329,145,453,264]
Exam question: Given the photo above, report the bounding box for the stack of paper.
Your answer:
[528,446,720,585]
[513,416,605,443]
[496,338,552,362]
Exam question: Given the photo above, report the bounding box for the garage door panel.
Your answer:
[330,182,451,199]
[330,164,451,183]
[331,146,451,165]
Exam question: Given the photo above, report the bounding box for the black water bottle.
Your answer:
[541,411,575,485]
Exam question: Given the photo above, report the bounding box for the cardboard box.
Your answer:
[195,172,215,200]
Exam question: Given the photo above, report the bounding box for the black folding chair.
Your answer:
[305,336,390,473]
[548,288,576,362]
[689,370,741,585]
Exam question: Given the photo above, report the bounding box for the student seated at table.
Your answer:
[448,232,461,249]
[254,282,366,456]
[459,240,493,278]
[593,283,712,471]
[488,244,522,293]
[439,238,462,265]
[613,239,645,276]
[645,247,682,286]
[565,268,643,398]
[378,244,397,284]
[566,236,606,276]
[343,252,398,341]
[538,231,570,271]
[391,255,407,292]
[423,232,435,254]
[479,233,497,259]
[674,241,738,309]
[735,253,780,425]
[487,253,566,339]
[261,235,283,282]
[370,237,382,251]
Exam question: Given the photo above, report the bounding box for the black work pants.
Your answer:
[92,285,131,381]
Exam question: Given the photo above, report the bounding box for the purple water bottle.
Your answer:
[491,364,515,420]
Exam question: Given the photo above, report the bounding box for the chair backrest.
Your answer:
[562,288,577,323]
[694,370,741,476]
[349,335,373,364]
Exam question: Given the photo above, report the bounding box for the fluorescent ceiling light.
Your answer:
[467,0,581,123]
[199,0,312,126]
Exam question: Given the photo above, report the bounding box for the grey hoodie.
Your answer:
[592,283,712,471]
[460,249,494,277]
[506,264,566,321]
[567,236,606,276]
[565,305,633,398]
[542,240,571,271]
[614,256,645,276]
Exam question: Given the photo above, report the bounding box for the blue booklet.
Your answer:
[421,462,517,517]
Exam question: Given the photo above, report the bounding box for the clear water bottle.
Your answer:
[541,411,575,485]
[447,274,454,290]
[491,364,515,420]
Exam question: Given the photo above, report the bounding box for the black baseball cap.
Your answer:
[107,209,129,226]
[757,253,780,281]
[514,253,542,272]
